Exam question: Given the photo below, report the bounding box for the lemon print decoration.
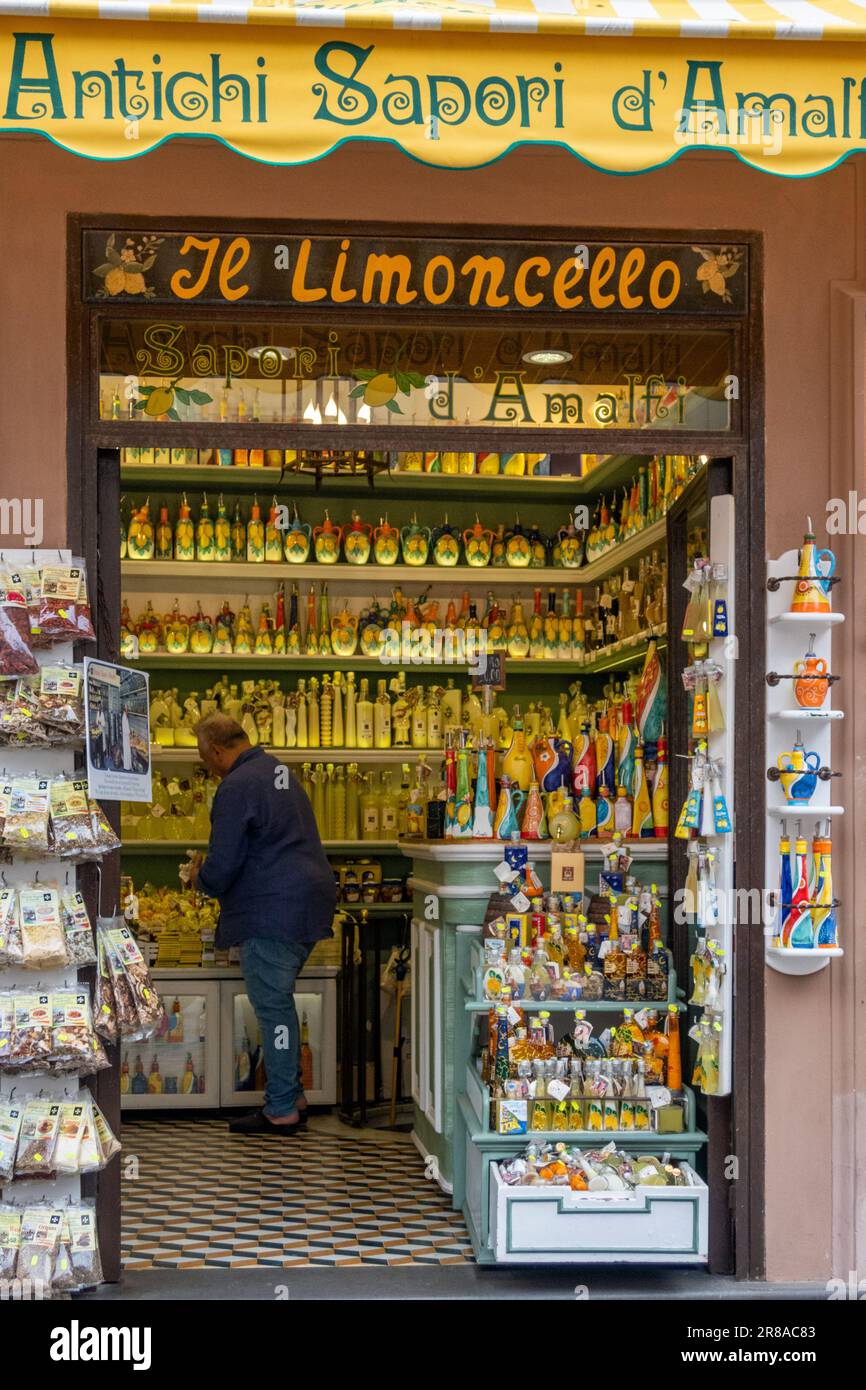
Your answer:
[133,380,214,422]
[349,342,427,414]
[92,233,165,298]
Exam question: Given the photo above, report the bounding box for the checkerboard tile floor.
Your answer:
[121,1119,474,1269]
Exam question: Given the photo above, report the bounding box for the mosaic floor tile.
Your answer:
[120,1119,472,1271]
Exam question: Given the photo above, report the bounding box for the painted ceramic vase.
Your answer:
[331,610,359,657]
[505,519,532,567]
[343,513,373,566]
[462,517,494,567]
[373,518,400,566]
[432,518,461,567]
[778,739,821,803]
[556,521,583,569]
[400,516,431,567]
[313,512,343,564]
[793,635,830,708]
[283,507,312,564]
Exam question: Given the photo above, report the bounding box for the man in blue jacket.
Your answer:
[190,714,336,1136]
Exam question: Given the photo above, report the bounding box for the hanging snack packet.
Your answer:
[20,563,48,649]
[38,665,85,738]
[52,1210,78,1293]
[36,563,84,643]
[94,932,119,1044]
[0,778,12,842]
[17,1204,61,1288]
[2,775,51,854]
[19,884,68,970]
[72,557,96,643]
[77,1103,103,1172]
[61,889,97,967]
[0,1099,24,1181]
[92,1099,121,1162]
[88,797,122,857]
[0,675,46,745]
[10,991,54,1070]
[51,988,99,1071]
[15,1099,62,1175]
[98,921,141,1035]
[0,991,13,1063]
[108,921,164,1033]
[53,1098,88,1174]
[0,568,39,676]
[0,885,23,967]
[68,1202,103,1289]
[50,777,97,858]
[0,1206,21,1280]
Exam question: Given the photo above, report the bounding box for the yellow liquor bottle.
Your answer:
[174,496,195,561]
[631,744,653,838]
[214,495,231,562]
[356,678,374,750]
[344,672,358,747]
[196,494,215,561]
[502,713,533,791]
[374,679,392,748]
[506,598,530,659]
[307,677,321,748]
[379,769,400,838]
[247,497,265,562]
[360,771,382,840]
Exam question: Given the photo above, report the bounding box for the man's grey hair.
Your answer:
[194,713,249,750]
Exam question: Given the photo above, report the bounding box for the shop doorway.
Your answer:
[67,219,765,1283]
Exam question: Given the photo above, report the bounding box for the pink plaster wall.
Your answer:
[0,133,861,1282]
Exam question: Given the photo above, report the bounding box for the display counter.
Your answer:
[401,840,708,1265]
[120,966,338,1111]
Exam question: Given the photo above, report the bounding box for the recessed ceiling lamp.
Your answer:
[522,348,573,365]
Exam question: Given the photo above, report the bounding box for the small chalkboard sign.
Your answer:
[471,650,506,691]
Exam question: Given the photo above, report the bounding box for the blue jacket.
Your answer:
[197,747,336,948]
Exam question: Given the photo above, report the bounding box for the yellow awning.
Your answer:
[2,0,866,174]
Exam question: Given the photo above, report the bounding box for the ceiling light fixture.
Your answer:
[522,348,573,365]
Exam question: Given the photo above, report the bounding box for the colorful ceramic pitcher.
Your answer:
[283,506,312,564]
[342,512,373,566]
[493,777,527,840]
[432,517,461,567]
[312,511,343,564]
[373,517,400,566]
[778,737,821,803]
[793,634,829,708]
[462,517,494,568]
[505,518,532,567]
[400,515,431,567]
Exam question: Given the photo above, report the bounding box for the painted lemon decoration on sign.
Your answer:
[92,233,165,298]
[692,245,745,305]
[133,381,214,422]
[349,343,427,413]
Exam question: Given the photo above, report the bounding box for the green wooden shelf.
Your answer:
[120,517,665,591]
[150,745,441,764]
[119,452,646,501]
[464,998,684,1013]
[128,653,593,674]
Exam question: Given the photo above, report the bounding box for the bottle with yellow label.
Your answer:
[155,503,173,561]
[230,501,246,561]
[379,769,400,838]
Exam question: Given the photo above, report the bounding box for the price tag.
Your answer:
[646,1085,672,1110]
[546,1079,570,1103]
[507,1006,521,1026]
[599,593,614,610]
[510,891,531,914]
[621,577,635,593]
[493,860,517,885]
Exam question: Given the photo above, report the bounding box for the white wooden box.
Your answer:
[489,1162,708,1264]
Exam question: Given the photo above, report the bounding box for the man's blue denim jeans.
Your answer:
[240,938,312,1118]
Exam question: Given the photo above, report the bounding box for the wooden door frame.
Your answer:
[65,213,766,1282]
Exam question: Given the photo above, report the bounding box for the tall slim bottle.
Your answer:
[631,743,654,838]
[356,679,374,750]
